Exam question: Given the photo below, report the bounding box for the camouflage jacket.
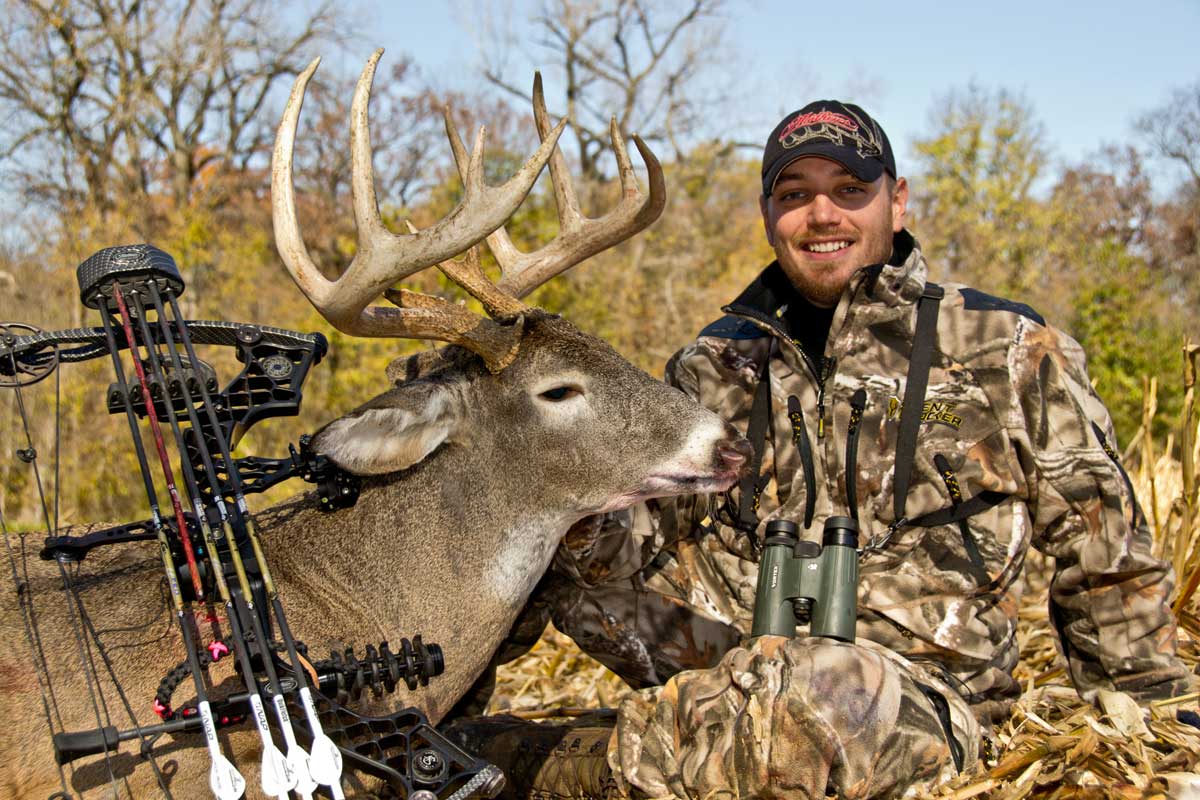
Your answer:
[527,230,1192,722]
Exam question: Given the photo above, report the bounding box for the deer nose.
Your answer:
[718,439,754,472]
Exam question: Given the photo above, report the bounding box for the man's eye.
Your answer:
[779,190,807,202]
[539,386,579,401]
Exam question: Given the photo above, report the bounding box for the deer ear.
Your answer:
[312,386,462,475]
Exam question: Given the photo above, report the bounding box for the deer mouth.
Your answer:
[639,438,749,496]
[594,470,741,514]
[641,469,741,495]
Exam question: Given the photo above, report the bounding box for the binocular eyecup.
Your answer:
[765,516,859,548]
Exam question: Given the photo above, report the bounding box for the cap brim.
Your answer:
[763,145,885,195]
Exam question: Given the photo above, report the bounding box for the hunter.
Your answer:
[445,101,1196,798]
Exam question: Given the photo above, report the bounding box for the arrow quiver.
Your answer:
[1,244,500,800]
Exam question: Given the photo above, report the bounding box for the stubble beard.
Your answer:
[777,214,895,308]
[776,252,852,308]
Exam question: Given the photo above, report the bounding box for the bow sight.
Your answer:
[0,244,500,800]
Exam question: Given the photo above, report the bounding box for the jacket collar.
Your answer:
[723,229,928,329]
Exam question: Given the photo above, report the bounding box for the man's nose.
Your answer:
[808,193,842,226]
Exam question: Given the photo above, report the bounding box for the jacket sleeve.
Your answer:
[1007,319,1194,703]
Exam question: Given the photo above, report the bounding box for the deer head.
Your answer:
[267,53,749,689]
[271,50,748,518]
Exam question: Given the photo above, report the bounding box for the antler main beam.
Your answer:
[271,50,565,368]
[445,73,666,300]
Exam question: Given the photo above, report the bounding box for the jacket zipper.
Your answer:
[787,395,817,529]
[1090,421,1144,529]
[844,389,867,522]
[815,356,836,439]
[932,453,990,582]
[719,305,834,433]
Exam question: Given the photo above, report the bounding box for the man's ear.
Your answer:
[759,194,776,246]
[891,176,909,232]
[311,382,463,475]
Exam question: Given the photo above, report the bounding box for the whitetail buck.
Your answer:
[0,51,749,798]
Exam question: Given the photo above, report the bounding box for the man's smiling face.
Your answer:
[759,156,908,307]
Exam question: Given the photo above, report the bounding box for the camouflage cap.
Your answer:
[761,100,896,194]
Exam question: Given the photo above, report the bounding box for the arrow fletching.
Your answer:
[198,701,246,800]
[208,753,247,800]
[299,687,345,796]
[260,741,297,798]
[307,730,345,788]
[286,743,318,799]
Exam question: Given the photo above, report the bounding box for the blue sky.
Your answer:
[333,0,1200,182]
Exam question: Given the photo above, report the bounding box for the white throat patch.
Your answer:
[486,513,573,607]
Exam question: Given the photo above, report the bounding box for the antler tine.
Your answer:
[533,72,582,231]
[272,49,566,339]
[465,73,581,281]
[402,219,527,319]
[445,107,521,289]
[349,50,388,254]
[477,74,666,300]
[273,56,332,308]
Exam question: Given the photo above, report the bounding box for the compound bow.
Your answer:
[1,244,502,800]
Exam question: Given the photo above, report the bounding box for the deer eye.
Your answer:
[539,385,580,401]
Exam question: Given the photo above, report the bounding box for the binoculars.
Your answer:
[750,517,860,642]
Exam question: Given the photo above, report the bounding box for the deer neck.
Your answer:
[261,442,579,720]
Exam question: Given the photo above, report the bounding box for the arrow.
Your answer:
[297,686,345,798]
[156,284,346,797]
[200,700,247,800]
[107,285,246,799]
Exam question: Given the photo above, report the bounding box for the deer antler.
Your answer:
[272,51,665,372]
[271,50,566,371]
[443,73,666,300]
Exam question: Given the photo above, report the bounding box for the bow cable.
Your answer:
[0,490,74,798]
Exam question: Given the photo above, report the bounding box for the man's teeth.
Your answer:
[805,241,850,253]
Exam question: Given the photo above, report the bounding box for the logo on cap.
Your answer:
[778,106,883,159]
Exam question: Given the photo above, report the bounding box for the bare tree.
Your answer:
[1137,81,1200,192]
[0,0,337,212]
[1135,83,1200,317]
[478,0,732,179]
